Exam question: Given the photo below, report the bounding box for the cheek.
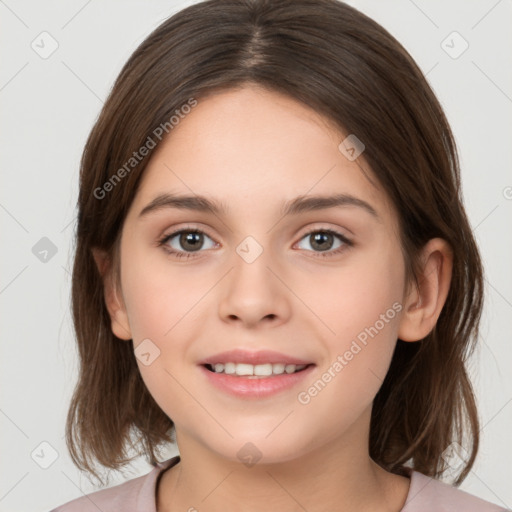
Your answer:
[120,243,214,340]
[120,247,213,405]
[298,241,404,342]
[301,242,404,400]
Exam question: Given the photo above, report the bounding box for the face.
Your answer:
[108,84,410,464]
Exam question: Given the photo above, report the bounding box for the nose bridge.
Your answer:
[217,233,291,325]
[235,234,267,266]
[230,233,279,298]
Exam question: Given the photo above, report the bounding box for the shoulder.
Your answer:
[49,456,180,512]
[402,470,509,512]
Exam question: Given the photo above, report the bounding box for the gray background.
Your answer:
[1,1,511,510]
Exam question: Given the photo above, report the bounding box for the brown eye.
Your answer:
[177,231,204,252]
[308,232,335,251]
[296,229,352,257]
[159,229,217,258]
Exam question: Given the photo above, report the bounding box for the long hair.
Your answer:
[67,0,483,486]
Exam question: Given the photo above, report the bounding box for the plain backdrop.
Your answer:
[1,1,511,511]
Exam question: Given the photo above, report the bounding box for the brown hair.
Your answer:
[67,0,484,486]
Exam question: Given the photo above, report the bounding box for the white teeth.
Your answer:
[254,364,273,376]
[272,363,285,374]
[208,362,308,376]
[224,362,236,374]
[235,363,254,376]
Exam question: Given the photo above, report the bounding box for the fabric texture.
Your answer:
[50,455,509,512]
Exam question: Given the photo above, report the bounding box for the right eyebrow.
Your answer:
[138,193,228,218]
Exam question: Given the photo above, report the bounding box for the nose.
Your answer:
[217,245,292,329]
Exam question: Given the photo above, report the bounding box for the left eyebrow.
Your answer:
[137,192,380,220]
[281,193,379,220]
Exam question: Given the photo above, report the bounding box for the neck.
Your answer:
[156,408,410,512]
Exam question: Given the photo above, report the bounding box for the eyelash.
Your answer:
[157,226,353,260]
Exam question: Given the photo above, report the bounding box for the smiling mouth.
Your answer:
[203,362,314,377]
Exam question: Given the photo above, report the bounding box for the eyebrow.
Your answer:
[138,192,379,219]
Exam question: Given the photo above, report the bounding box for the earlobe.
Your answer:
[397,238,453,342]
[91,247,132,341]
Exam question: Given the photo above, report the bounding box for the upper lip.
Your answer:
[199,349,314,366]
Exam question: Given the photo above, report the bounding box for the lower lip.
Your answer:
[199,364,316,399]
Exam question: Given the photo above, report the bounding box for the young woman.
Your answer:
[50,0,507,510]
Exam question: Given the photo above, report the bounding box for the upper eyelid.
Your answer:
[161,224,216,242]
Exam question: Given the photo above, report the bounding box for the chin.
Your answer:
[200,432,312,467]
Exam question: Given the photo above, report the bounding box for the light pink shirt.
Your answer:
[50,455,509,511]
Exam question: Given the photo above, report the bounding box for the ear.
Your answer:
[397,238,453,342]
[91,247,132,341]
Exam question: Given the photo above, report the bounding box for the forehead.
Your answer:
[130,85,394,223]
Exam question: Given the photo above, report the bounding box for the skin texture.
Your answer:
[93,84,453,512]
